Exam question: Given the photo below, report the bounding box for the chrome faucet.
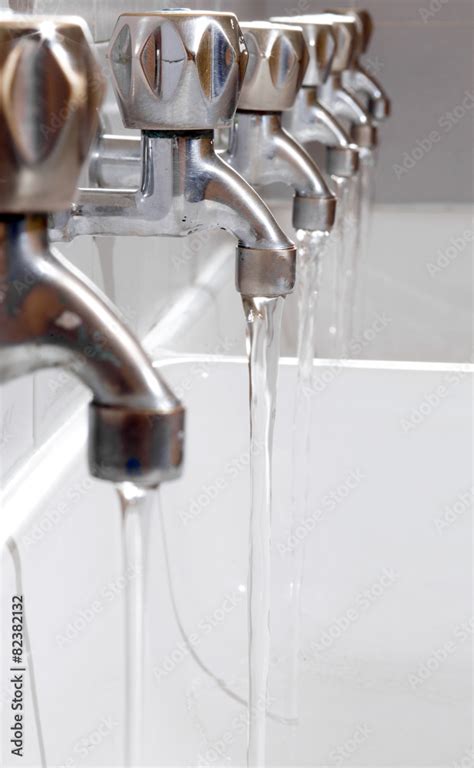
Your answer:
[0,17,184,487]
[271,14,360,179]
[275,14,378,154]
[223,21,337,234]
[334,8,391,122]
[316,13,378,150]
[52,10,297,300]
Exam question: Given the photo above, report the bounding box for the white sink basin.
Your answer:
[1,357,471,766]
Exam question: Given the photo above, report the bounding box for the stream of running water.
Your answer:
[117,483,154,768]
[243,296,284,768]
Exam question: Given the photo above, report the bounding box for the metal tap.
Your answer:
[52,11,297,299]
[222,21,336,234]
[0,17,185,487]
[316,13,378,149]
[270,14,360,178]
[333,8,391,122]
[275,14,378,152]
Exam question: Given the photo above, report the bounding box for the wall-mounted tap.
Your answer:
[222,21,337,234]
[0,17,185,487]
[270,14,360,179]
[52,10,297,300]
[333,8,391,122]
[316,12,378,150]
[275,14,377,153]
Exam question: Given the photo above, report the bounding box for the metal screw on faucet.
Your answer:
[108,10,249,131]
[0,16,105,213]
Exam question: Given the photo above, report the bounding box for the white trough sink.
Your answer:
[0,357,472,766]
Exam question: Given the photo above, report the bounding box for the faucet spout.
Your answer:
[318,76,378,149]
[193,133,297,297]
[224,112,336,233]
[51,133,296,299]
[0,215,184,486]
[345,65,391,121]
[285,88,360,178]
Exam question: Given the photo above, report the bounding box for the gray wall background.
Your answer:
[3,0,474,203]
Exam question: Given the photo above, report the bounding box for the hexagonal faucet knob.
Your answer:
[108,10,249,131]
[333,8,374,56]
[237,22,309,113]
[0,16,105,214]
[320,13,359,74]
[270,15,336,87]
[275,13,359,78]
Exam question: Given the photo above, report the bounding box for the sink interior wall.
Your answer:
[1,359,471,766]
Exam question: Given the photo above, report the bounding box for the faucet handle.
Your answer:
[0,16,105,214]
[237,22,309,112]
[270,15,336,87]
[333,8,374,56]
[319,13,359,74]
[108,10,249,131]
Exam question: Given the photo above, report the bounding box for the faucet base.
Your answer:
[89,403,185,487]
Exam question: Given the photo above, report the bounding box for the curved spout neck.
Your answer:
[0,214,184,486]
[224,112,336,233]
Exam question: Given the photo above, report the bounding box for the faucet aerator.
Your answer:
[327,145,360,178]
[236,245,296,299]
[89,404,185,487]
[351,122,378,149]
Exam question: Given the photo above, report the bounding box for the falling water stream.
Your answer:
[286,231,328,722]
[326,174,360,358]
[353,149,377,344]
[326,176,350,357]
[117,483,155,768]
[243,296,284,768]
